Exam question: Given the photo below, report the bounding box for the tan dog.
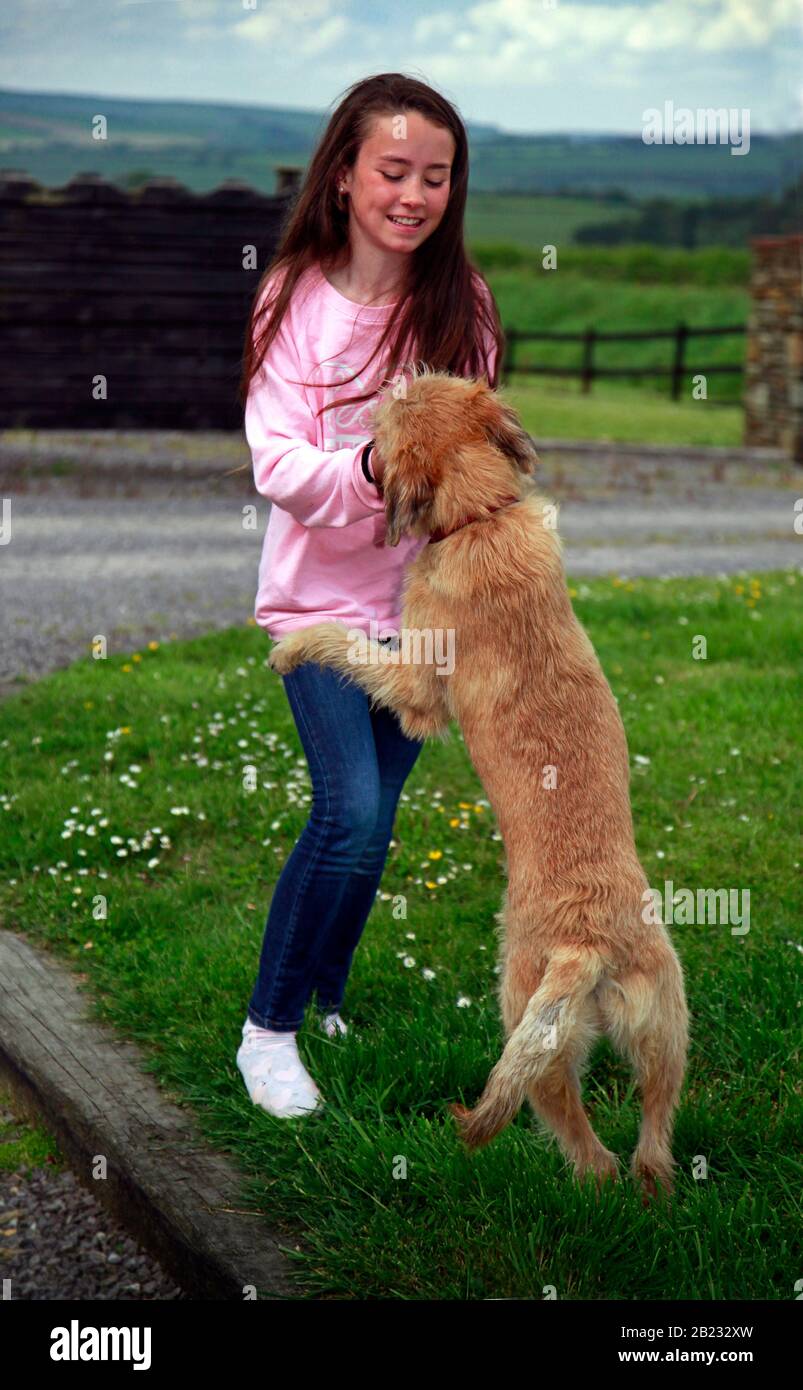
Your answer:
[268,367,689,1200]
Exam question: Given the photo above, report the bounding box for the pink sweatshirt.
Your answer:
[245,262,498,640]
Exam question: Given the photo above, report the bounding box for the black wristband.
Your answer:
[361,440,378,486]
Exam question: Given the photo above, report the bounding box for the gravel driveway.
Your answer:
[0,1154,190,1300]
[0,429,800,698]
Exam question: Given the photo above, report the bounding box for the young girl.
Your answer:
[236,73,503,1118]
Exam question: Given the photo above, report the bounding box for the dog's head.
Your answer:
[373,366,540,548]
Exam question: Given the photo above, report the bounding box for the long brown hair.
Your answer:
[238,72,504,421]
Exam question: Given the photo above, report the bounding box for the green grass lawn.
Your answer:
[502,378,744,447]
[1,571,800,1300]
[0,1081,62,1174]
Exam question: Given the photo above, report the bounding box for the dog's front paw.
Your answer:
[267,636,305,675]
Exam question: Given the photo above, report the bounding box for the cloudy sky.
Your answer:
[1,0,800,135]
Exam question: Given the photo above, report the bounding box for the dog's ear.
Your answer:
[384,473,436,548]
[484,398,539,475]
[382,443,436,547]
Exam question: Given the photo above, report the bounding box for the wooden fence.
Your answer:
[0,171,292,429]
[500,322,745,400]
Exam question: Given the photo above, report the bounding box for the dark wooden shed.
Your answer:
[0,169,297,429]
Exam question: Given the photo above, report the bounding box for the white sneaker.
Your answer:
[319,1011,348,1038]
[237,1018,323,1118]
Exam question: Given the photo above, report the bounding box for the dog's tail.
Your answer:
[449,946,606,1150]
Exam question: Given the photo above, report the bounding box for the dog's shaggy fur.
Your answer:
[268,367,689,1201]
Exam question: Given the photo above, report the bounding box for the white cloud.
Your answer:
[231,0,341,46]
[299,15,350,56]
[414,0,800,66]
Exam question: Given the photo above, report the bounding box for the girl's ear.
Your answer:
[484,398,539,475]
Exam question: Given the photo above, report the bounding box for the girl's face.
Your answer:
[340,111,455,253]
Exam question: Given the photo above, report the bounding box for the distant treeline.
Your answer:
[573,174,802,249]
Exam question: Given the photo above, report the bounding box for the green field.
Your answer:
[465,194,641,249]
[1,571,800,1299]
[502,379,744,447]
[476,249,749,428]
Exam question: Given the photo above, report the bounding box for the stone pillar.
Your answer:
[745,233,803,463]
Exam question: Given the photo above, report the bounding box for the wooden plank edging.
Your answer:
[0,930,296,1300]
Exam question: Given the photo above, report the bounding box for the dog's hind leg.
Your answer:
[526,997,620,1191]
[597,951,688,1202]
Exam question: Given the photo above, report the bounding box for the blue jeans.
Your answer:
[247,655,424,1032]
